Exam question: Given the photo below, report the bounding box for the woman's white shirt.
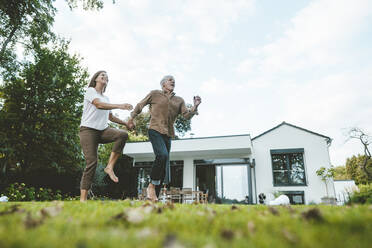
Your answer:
[80,87,111,130]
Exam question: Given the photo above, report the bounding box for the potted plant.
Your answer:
[316,166,337,205]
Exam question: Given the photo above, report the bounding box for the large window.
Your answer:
[271,149,306,186]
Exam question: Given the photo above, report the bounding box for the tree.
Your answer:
[0,0,55,72]
[0,38,88,192]
[345,155,372,185]
[0,0,117,194]
[333,165,350,180]
[346,127,372,183]
[174,104,192,138]
[0,0,109,72]
[316,166,335,197]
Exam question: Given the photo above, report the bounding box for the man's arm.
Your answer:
[180,96,201,120]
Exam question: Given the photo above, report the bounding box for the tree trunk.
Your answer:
[324,180,329,197]
[362,145,372,180]
[0,25,18,64]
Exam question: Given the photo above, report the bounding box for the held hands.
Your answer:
[127,118,136,130]
[119,103,133,111]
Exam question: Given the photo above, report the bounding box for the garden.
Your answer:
[0,200,372,248]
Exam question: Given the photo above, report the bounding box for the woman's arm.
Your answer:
[108,112,129,127]
[92,98,133,111]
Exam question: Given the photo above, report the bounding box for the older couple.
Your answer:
[79,71,201,202]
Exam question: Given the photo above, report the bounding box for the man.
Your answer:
[128,75,201,201]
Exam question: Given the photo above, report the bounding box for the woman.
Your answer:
[79,70,133,202]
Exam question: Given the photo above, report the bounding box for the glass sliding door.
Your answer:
[216,165,249,204]
[195,159,250,204]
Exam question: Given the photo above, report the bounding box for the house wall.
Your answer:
[252,124,335,204]
[334,180,358,205]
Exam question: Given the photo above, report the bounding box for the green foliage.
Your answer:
[0,0,112,71]
[0,0,56,71]
[333,165,350,180]
[65,0,114,11]
[0,202,372,248]
[91,164,109,197]
[174,113,191,138]
[2,182,70,201]
[174,103,192,138]
[130,111,151,136]
[98,141,115,167]
[128,131,149,142]
[348,183,372,204]
[345,155,372,185]
[0,39,88,192]
[316,167,335,181]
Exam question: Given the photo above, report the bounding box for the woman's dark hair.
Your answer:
[88,70,108,93]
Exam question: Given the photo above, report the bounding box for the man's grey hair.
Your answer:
[160,75,175,86]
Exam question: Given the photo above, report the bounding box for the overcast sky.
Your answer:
[53,0,372,166]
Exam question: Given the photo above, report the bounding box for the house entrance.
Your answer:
[195,159,250,204]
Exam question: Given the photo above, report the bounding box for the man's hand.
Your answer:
[119,103,133,111]
[127,118,136,130]
[193,96,202,107]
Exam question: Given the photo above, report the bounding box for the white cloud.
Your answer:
[237,0,372,75]
[176,0,256,43]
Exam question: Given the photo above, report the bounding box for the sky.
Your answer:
[53,0,372,166]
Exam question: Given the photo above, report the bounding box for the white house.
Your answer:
[123,122,336,204]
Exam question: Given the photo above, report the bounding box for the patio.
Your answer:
[138,187,208,204]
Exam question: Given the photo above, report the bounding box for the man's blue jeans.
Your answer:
[148,129,171,186]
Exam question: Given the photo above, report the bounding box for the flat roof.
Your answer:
[128,133,251,143]
[124,134,252,161]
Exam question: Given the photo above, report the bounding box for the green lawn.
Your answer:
[0,201,371,248]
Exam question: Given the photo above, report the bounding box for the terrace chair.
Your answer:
[181,188,194,204]
[138,187,147,200]
[159,187,171,203]
[170,187,181,203]
[201,190,209,204]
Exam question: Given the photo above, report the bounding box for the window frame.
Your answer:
[270,148,307,186]
[280,191,305,204]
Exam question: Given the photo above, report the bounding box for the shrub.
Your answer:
[91,164,109,197]
[2,182,74,201]
[348,183,372,204]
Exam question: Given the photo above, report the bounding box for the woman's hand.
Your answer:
[119,103,133,110]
